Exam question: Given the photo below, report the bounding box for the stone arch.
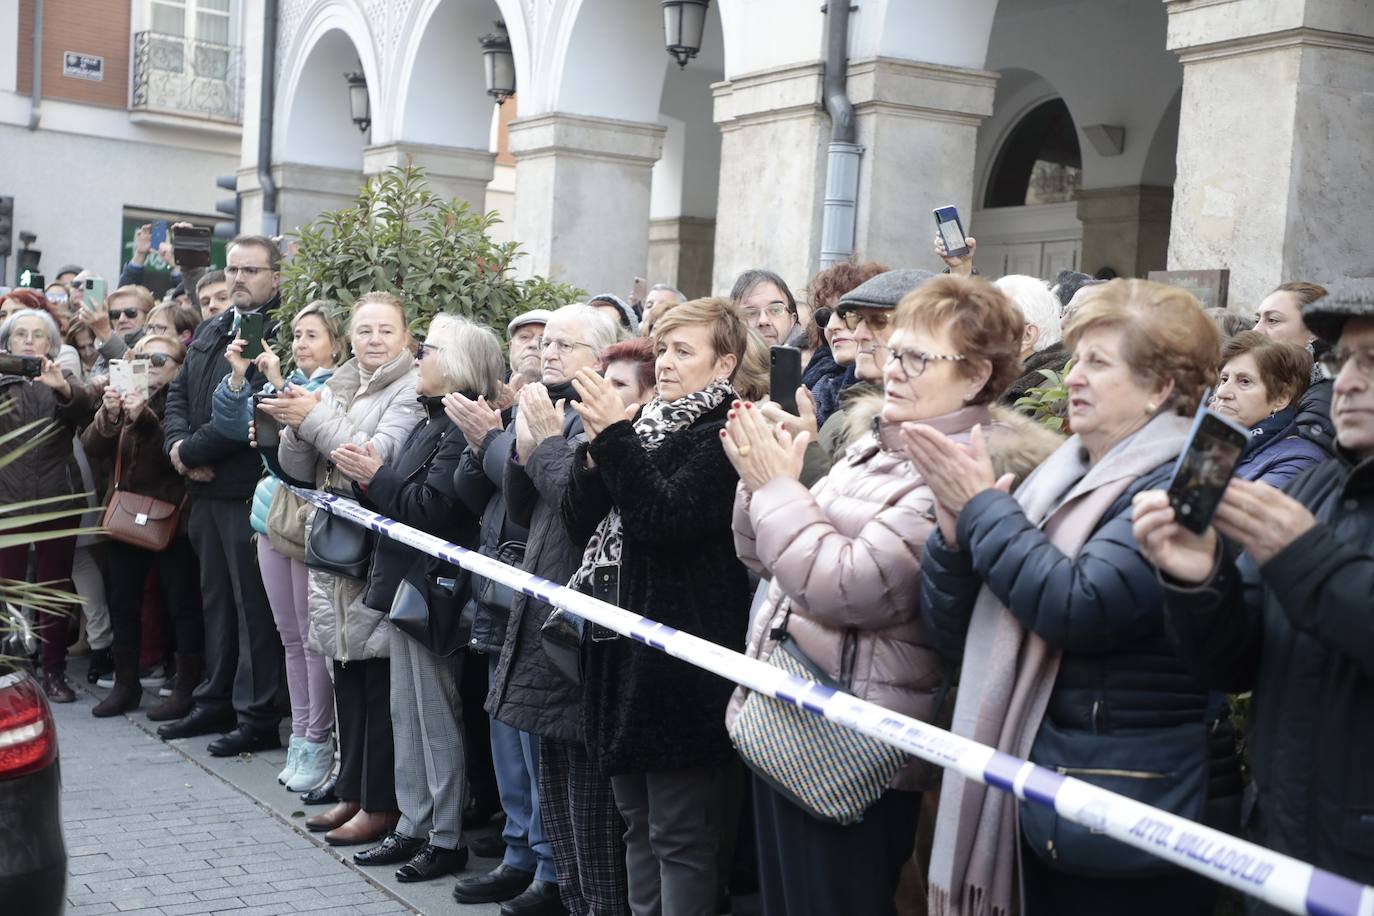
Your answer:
[389,0,506,150]
[277,1,379,169]
[548,0,668,122]
[1141,88,1181,188]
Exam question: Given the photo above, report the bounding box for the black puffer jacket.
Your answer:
[163,301,280,499]
[562,400,752,775]
[922,461,1240,823]
[485,403,588,741]
[1163,452,1374,896]
[1294,377,1336,454]
[358,396,492,614]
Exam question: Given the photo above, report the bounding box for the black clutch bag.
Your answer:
[305,510,375,580]
[389,571,473,657]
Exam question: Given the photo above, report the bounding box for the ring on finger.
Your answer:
[737,444,753,457]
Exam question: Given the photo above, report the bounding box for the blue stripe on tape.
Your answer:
[1306,868,1366,916]
[1022,766,1065,808]
[984,751,1022,794]
[801,683,835,716]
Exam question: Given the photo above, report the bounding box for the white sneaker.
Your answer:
[277,735,303,785]
[285,737,334,792]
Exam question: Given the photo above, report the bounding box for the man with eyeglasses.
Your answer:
[789,268,934,486]
[1135,278,1374,894]
[731,269,804,348]
[158,234,284,758]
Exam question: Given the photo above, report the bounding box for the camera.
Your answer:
[0,354,44,378]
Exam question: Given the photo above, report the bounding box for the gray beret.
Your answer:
[1303,277,1374,344]
[836,268,936,313]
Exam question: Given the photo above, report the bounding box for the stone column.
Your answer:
[712,63,829,296]
[507,113,665,295]
[237,163,366,238]
[1076,185,1174,278]
[847,58,997,270]
[363,142,496,211]
[711,59,995,297]
[1166,0,1374,306]
[648,217,716,299]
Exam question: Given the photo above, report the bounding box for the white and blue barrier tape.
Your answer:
[292,486,1374,916]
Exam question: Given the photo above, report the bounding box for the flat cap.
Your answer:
[507,308,553,336]
[836,268,935,313]
[1303,278,1374,344]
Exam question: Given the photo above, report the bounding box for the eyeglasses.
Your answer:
[224,266,270,278]
[1318,347,1374,380]
[416,342,439,361]
[742,305,790,321]
[143,352,179,368]
[841,309,893,332]
[884,347,966,378]
[46,292,68,305]
[538,336,596,356]
[10,328,49,342]
[112,307,141,320]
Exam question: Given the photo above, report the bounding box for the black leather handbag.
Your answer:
[389,567,473,657]
[304,508,375,580]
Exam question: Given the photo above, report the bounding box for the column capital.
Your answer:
[1166,0,1374,61]
[507,113,666,167]
[712,62,826,130]
[362,141,496,183]
[846,57,998,126]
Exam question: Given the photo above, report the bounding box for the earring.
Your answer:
[964,392,975,402]
[1145,402,1158,415]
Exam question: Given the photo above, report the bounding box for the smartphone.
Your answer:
[589,564,620,642]
[171,225,212,269]
[631,277,647,302]
[19,270,45,290]
[0,354,43,377]
[769,345,803,415]
[933,205,970,259]
[149,220,169,252]
[129,359,150,399]
[109,359,132,394]
[238,312,265,359]
[252,394,281,450]
[1166,406,1250,534]
[85,277,108,312]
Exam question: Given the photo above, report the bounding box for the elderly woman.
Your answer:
[80,334,203,718]
[909,279,1241,916]
[723,276,1056,916]
[560,297,753,916]
[1212,330,1328,487]
[215,301,344,790]
[145,302,202,348]
[273,292,423,846]
[338,314,504,882]
[802,261,888,427]
[0,308,95,701]
[599,336,656,410]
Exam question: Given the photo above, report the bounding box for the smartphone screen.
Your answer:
[933,206,969,258]
[1166,408,1250,534]
[769,346,803,415]
[238,312,265,359]
[149,221,169,252]
[252,398,281,450]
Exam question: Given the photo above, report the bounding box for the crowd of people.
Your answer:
[0,222,1371,916]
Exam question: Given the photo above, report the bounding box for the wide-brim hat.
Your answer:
[1303,277,1374,344]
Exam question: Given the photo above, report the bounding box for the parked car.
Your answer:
[0,603,66,916]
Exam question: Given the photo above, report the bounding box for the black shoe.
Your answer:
[207,725,281,757]
[353,832,425,867]
[470,833,507,860]
[156,705,236,740]
[86,648,114,685]
[158,673,176,698]
[301,777,338,806]
[498,880,566,916]
[462,797,503,830]
[396,843,468,883]
[454,863,536,905]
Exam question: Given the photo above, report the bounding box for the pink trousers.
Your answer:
[257,537,334,742]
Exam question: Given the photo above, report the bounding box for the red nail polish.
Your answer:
[744,403,752,410]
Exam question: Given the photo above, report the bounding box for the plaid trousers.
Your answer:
[538,736,630,916]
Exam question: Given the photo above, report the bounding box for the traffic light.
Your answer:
[214,174,239,240]
[0,196,12,256]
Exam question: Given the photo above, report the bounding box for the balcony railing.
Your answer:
[131,30,243,124]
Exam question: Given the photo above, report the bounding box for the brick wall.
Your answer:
[16,0,131,110]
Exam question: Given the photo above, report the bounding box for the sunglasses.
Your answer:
[143,352,179,368]
[112,307,142,320]
[840,309,893,332]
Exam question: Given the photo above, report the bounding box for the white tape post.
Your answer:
[292,487,1374,916]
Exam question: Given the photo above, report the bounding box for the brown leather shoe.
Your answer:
[325,809,401,847]
[305,799,360,833]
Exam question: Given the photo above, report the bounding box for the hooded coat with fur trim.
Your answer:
[727,401,1060,790]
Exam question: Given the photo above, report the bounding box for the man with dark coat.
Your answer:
[1134,277,1374,905]
[157,234,283,756]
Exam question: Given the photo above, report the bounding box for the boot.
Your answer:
[146,653,202,722]
[92,650,142,718]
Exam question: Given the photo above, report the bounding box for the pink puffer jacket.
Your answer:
[726,402,1059,791]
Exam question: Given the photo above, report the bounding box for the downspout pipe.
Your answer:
[818,0,862,269]
[27,0,42,129]
[257,0,280,235]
